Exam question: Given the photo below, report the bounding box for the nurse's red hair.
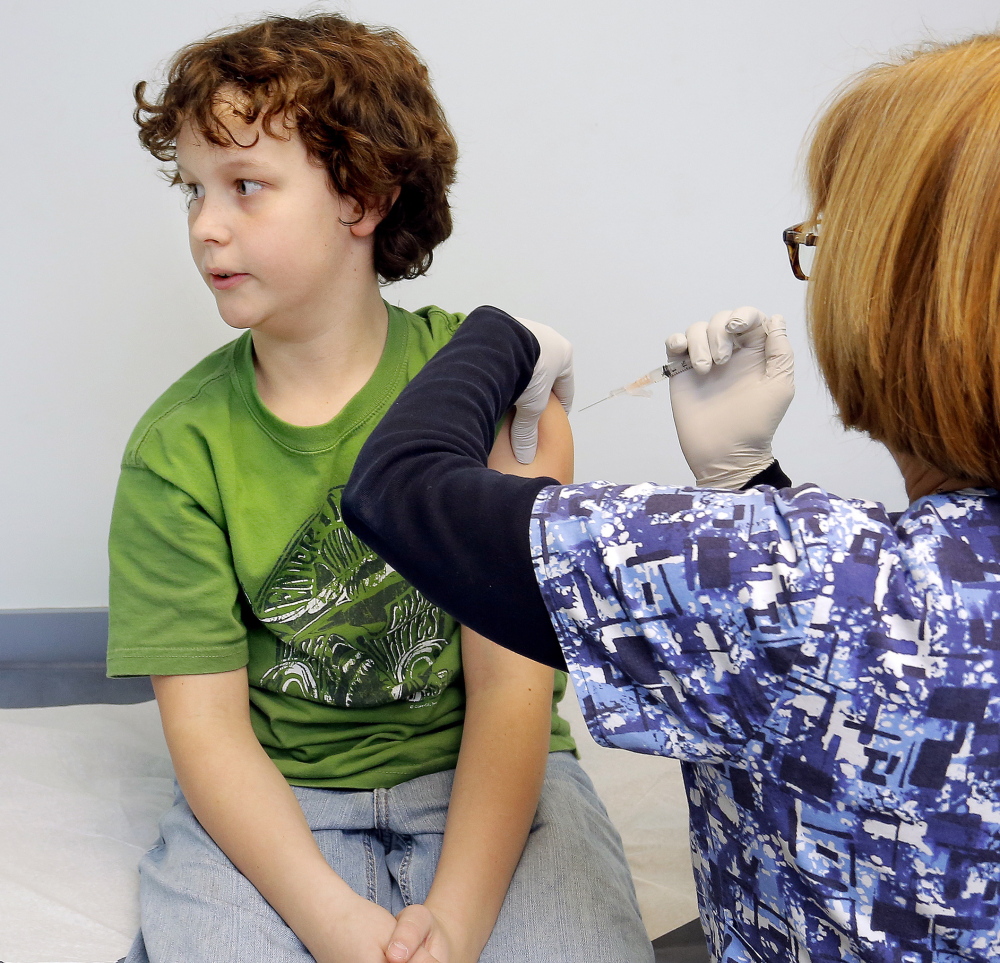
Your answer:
[806,34,1000,486]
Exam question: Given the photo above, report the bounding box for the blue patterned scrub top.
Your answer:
[530,481,1000,963]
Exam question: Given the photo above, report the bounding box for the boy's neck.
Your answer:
[251,283,390,427]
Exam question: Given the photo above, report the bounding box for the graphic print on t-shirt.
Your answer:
[255,487,452,708]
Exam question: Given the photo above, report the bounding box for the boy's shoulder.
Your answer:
[400,303,466,344]
[120,306,465,472]
[386,303,467,378]
[121,335,246,469]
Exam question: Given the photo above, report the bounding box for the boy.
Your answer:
[107,13,651,963]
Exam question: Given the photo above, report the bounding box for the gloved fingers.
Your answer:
[763,314,795,382]
[510,403,544,464]
[668,306,769,371]
[726,306,768,343]
[550,368,575,415]
[512,315,574,463]
[682,320,713,371]
[707,306,768,362]
[665,331,688,360]
[706,309,737,364]
[513,316,573,413]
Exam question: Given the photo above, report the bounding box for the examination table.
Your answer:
[0,613,707,962]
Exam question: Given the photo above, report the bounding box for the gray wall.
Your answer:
[3,0,999,609]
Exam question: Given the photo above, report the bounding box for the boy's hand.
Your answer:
[510,317,574,463]
[386,904,460,963]
[312,894,442,963]
[666,306,793,489]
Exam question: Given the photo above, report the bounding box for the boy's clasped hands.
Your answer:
[310,895,449,963]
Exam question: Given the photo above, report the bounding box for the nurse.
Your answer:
[345,33,1000,963]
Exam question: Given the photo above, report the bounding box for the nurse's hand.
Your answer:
[510,317,574,463]
[667,307,793,489]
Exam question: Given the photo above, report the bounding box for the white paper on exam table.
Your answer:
[0,701,173,963]
[0,697,697,962]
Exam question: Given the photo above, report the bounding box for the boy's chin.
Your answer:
[215,308,262,331]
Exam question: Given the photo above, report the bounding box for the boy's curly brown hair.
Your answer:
[134,13,458,282]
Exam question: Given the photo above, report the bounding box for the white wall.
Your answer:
[3,0,999,609]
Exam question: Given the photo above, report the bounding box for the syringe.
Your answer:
[578,358,694,411]
[579,316,752,412]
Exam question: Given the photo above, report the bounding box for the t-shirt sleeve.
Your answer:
[107,463,249,677]
[413,304,466,340]
[531,481,836,762]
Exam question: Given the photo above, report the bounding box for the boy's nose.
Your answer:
[189,197,232,245]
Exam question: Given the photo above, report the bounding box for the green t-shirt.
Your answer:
[108,303,575,788]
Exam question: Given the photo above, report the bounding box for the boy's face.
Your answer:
[175,103,376,333]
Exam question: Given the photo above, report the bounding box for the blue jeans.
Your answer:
[125,751,652,962]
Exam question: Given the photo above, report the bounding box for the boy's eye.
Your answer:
[237,179,264,197]
[180,182,204,209]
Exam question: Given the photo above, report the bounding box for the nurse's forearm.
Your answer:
[342,305,563,668]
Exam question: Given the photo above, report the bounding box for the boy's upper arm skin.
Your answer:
[151,669,266,772]
[152,667,251,732]
[489,392,573,484]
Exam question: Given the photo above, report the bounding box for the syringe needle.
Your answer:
[579,358,695,412]
[577,314,754,413]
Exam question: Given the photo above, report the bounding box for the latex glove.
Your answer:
[510,317,574,464]
[667,306,793,489]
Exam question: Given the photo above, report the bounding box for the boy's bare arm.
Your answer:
[388,395,572,963]
[152,669,440,963]
[418,628,555,963]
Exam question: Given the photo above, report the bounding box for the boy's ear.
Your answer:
[345,188,402,238]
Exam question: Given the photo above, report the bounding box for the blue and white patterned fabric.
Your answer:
[530,481,1000,963]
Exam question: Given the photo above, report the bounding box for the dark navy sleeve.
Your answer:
[741,460,791,490]
[342,305,566,670]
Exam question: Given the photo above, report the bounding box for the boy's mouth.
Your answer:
[210,271,249,291]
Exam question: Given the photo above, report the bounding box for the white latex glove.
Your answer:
[510,317,574,464]
[667,306,793,489]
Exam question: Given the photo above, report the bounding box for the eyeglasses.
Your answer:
[783,223,818,281]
